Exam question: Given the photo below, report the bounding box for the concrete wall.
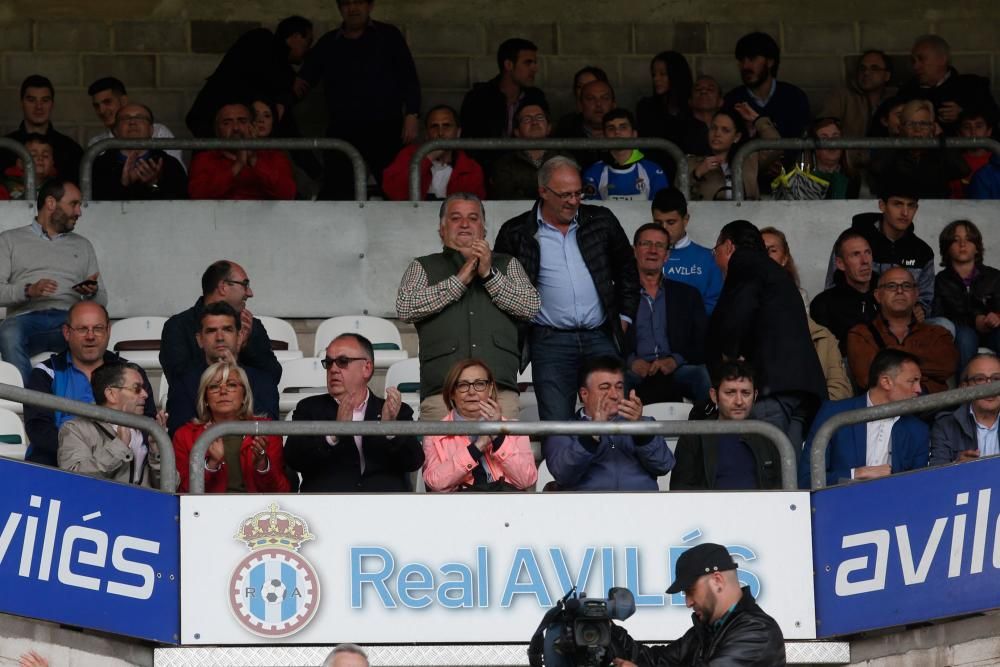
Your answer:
[1,1,1000,146]
[1,199,997,319]
[848,610,1000,666]
[0,612,151,667]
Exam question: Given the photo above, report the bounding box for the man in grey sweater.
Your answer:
[0,179,106,381]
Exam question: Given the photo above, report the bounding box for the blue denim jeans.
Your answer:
[0,309,67,382]
[529,326,619,421]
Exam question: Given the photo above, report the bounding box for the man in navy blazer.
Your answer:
[799,348,929,488]
[625,223,710,404]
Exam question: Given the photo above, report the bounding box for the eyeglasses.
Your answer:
[321,356,368,370]
[518,113,547,125]
[879,281,916,292]
[67,325,108,336]
[223,278,251,290]
[119,114,152,124]
[111,383,145,394]
[711,240,728,255]
[544,185,585,201]
[207,380,243,394]
[637,240,670,250]
[904,120,934,129]
[964,373,1000,386]
[858,65,887,73]
[455,379,491,393]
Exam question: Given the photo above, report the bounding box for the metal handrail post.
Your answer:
[407,138,689,201]
[79,137,368,201]
[187,418,797,493]
[809,382,1000,490]
[731,137,1000,200]
[0,138,37,203]
[0,382,176,492]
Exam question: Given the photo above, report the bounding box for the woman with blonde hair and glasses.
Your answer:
[173,361,289,493]
[422,358,537,492]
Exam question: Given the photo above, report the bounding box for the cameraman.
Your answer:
[610,543,785,666]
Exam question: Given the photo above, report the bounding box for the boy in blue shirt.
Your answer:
[651,187,723,314]
[582,109,668,201]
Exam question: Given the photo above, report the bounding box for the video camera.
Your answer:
[527,586,636,667]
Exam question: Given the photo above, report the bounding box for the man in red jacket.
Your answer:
[381,105,485,201]
[188,101,296,200]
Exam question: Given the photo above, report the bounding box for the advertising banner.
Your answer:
[180,492,814,644]
[0,459,180,643]
[812,458,1000,637]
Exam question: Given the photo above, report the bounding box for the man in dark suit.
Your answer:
[625,223,709,404]
[708,220,826,447]
[284,333,423,492]
[165,302,279,435]
[671,360,782,490]
[799,349,929,489]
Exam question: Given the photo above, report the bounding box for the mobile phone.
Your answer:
[72,279,98,290]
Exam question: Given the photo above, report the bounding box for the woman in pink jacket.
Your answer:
[422,359,538,492]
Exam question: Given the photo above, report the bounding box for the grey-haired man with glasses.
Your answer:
[494,156,638,421]
[931,353,1000,465]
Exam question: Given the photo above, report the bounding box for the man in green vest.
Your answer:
[396,192,540,421]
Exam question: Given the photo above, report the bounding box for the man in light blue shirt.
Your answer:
[930,354,1000,464]
[495,156,639,420]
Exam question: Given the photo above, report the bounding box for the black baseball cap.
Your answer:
[665,543,738,594]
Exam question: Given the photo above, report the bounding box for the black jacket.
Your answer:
[24,350,156,467]
[932,264,1000,328]
[670,431,781,490]
[460,77,546,171]
[625,277,707,366]
[826,213,936,313]
[91,149,188,201]
[185,27,299,138]
[552,113,603,174]
[612,586,786,666]
[898,67,1000,136]
[494,202,639,360]
[708,248,827,399]
[165,360,279,436]
[809,275,879,355]
[159,297,282,387]
[867,146,968,200]
[284,393,423,492]
[3,122,83,183]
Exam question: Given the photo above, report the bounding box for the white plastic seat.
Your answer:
[109,316,168,371]
[157,373,169,410]
[642,402,691,491]
[535,459,555,493]
[0,407,27,460]
[0,359,24,414]
[384,357,420,415]
[313,316,408,369]
[257,316,304,363]
[277,357,328,413]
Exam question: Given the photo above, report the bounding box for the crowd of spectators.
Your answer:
[3,5,1000,497]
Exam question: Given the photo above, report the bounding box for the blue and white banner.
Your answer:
[180,492,815,644]
[0,459,180,643]
[812,457,1000,637]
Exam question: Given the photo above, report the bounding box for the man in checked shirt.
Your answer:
[396,192,540,421]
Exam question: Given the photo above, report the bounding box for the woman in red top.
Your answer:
[173,361,289,493]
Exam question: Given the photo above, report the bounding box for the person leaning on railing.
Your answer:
[687,104,780,201]
[930,354,1000,466]
[422,359,537,492]
[172,360,289,493]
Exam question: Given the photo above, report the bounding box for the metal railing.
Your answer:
[809,381,1000,490]
[731,137,1000,200]
[408,138,688,201]
[0,383,176,492]
[187,418,798,493]
[79,138,368,201]
[0,138,36,203]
